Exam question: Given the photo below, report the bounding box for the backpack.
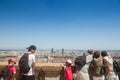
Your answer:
[91,58,104,77]
[75,56,86,67]
[113,60,120,73]
[19,53,30,74]
[0,65,13,80]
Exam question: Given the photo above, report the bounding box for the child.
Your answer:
[7,58,17,80]
[62,59,73,80]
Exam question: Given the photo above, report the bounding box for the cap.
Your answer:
[87,49,94,54]
[8,58,16,64]
[27,45,36,50]
[66,59,72,64]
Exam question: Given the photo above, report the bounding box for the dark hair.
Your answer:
[87,49,94,54]
[27,45,36,51]
[94,51,100,58]
[101,51,108,57]
[66,62,71,66]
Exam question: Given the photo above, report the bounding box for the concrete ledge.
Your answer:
[0,62,64,80]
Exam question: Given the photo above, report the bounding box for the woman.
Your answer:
[101,51,117,80]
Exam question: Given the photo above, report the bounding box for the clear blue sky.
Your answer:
[0,0,120,50]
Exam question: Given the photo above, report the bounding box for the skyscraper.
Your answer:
[51,48,54,53]
[62,48,64,55]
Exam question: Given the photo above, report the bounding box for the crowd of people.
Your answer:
[63,50,120,80]
[0,45,120,80]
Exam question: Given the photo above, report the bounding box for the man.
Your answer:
[87,49,94,55]
[88,49,94,80]
[92,51,104,80]
[73,49,94,80]
[21,45,36,80]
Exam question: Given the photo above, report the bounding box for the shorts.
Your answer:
[93,75,104,80]
[21,75,35,80]
[106,72,117,80]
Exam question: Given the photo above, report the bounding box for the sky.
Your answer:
[0,0,120,50]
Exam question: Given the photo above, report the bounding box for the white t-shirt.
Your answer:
[25,53,36,76]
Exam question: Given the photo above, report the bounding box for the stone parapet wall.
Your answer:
[0,62,64,80]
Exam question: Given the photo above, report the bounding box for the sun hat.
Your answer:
[66,59,72,64]
[8,58,16,64]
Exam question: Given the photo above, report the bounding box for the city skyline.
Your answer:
[0,0,120,50]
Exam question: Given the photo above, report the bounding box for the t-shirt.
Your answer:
[64,66,72,80]
[25,53,36,76]
[81,64,89,73]
[104,56,113,65]
[104,56,114,72]
[8,65,16,80]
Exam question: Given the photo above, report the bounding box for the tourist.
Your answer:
[62,59,73,80]
[101,51,117,80]
[74,49,94,80]
[0,58,16,80]
[8,58,16,80]
[19,45,36,80]
[91,51,104,80]
[88,49,94,80]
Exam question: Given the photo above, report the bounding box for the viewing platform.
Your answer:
[0,62,64,80]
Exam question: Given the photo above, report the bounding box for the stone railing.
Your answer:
[0,62,64,80]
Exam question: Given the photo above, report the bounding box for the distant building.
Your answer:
[51,48,54,53]
[62,48,64,55]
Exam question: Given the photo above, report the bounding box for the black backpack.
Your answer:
[19,53,30,74]
[75,56,86,67]
[0,65,13,80]
[113,60,120,73]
